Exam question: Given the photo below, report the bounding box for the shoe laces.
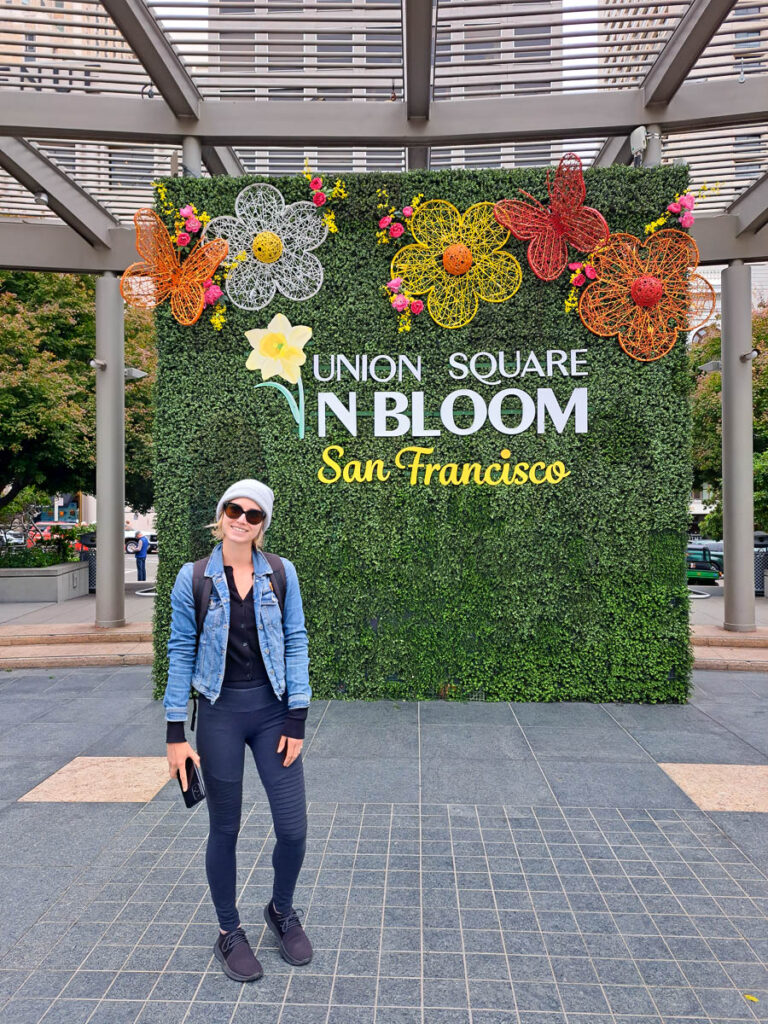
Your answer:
[221,926,249,956]
[275,906,304,935]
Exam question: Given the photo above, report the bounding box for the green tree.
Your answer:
[689,308,768,537]
[0,272,156,513]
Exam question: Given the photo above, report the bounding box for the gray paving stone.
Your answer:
[86,1001,146,1024]
[421,761,554,805]
[230,1005,281,1024]
[40,999,100,1024]
[0,998,53,1024]
[326,1008,376,1024]
[539,761,698,807]
[133,1002,188,1024]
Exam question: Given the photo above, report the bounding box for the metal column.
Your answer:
[182,136,202,177]
[643,123,662,167]
[406,147,430,171]
[722,259,755,632]
[95,272,126,628]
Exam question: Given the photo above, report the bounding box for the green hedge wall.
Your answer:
[152,164,692,704]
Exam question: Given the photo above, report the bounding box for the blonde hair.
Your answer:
[209,513,265,551]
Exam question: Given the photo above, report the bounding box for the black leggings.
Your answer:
[197,684,307,931]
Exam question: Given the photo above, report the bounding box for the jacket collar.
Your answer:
[205,542,273,578]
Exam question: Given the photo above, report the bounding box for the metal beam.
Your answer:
[0,222,136,273]
[592,136,632,168]
[0,137,118,247]
[202,145,245,177]
[692,215,768,263]
[0,216,765,276]
[1,76,767,146]
[644,0,739,106]
[727,171,768,236]
[404,0,432,121]
[99,0,200,119]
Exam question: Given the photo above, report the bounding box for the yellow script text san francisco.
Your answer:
[318,446,571,487]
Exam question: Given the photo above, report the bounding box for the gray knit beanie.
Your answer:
[216,479,274,531]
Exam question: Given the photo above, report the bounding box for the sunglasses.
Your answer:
[223,501,266,526]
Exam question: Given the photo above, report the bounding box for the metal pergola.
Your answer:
[0,0,766,632]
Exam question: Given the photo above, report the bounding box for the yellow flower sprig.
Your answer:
[322,210,338,234]
[210,305,227,331]
[564,287,579,314]
[152,180,176,220]
[644,213,669,236]
[219,250,248,280]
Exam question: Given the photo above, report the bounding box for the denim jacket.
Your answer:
[164,543,310,723]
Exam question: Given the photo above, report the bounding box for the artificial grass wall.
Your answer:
[152,164,692,703]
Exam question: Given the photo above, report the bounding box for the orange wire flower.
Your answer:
[578,229,716,362]
[121,209,229,326]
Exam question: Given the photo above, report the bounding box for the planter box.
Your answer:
[0,562,90,603]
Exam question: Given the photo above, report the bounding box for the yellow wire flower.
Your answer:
[390,200,522,329]
[245,312,311,385]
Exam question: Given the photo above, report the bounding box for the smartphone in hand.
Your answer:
[178,757,206,807]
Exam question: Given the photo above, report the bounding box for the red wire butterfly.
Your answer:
[493,153,609,282]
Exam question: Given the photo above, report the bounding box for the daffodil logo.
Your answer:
[245,313,312,439]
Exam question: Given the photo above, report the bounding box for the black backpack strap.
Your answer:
[192,555,213,639]
[189,555,212,732]
[263,552,286,613]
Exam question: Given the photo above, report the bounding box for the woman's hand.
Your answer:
[166,740,201,791]
[277,735,303,767]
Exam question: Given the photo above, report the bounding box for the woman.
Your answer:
[164,479,312,983]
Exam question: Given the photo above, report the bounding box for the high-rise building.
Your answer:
[598,1,768,211]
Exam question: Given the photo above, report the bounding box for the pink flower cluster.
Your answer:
[667,193,696,229]
[177,204,203,247]
[308,176,326,207]
[385,277,423,315]
[379,205,414,239]
[202,278,223,308]
[568,262,597,288]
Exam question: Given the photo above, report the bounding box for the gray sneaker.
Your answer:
[264,901,313,965]
[214,926,264,982]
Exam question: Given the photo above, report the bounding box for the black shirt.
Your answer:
[166,564,308,742]
[222,564,269,687]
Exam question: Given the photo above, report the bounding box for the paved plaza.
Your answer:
[0,666,767,1024]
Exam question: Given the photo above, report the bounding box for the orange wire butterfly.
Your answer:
[493,153,609,282]
[120,208,229,326]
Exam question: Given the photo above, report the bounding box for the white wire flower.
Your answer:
[202,183,328,311]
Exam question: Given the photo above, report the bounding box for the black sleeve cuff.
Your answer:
[166,720,186,744]
[282,706,308,740]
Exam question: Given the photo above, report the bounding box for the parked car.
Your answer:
[687,543,724,574]
[73,530,158,554]
[25,525,51,547]
[686,546,722,585]
[0,529,25,548]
